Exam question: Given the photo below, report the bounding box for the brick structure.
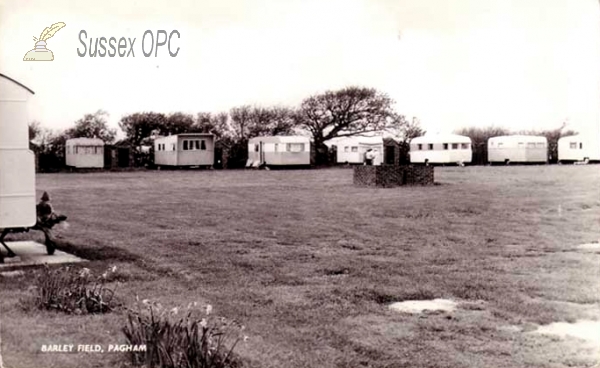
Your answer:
[353,165,434,187]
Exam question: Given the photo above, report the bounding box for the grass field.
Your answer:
[1,165,599,368]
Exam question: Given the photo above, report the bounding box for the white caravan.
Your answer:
[488,135,548,164]
[410,134,472,165]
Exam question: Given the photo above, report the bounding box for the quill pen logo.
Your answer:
[23,22,66,61]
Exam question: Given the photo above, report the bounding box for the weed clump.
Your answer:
[123,299,246,368]
[27,264,119,314]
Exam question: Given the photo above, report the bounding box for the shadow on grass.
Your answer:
[55,239,138,263]
[53,239,175,279]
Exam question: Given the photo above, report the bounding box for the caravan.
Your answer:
[154,133,215,168]
[246,136,311,168]
[487,135,548,164]
[0,73,37,229]
[335,136,385,165]
[558,135,600,163]
[409,134,472,165]
[66,138,105,168]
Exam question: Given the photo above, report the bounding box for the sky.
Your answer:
[1,0,600,138]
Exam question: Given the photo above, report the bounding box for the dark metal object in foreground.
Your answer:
[0,215,67,264]
[353,165,434,187]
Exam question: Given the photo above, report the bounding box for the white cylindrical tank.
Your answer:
[0,73,36,228]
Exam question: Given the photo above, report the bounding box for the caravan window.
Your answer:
[580,143,583,149]
[452,143,458,149]
[344,146,349,152]
[527,142,535,148]
[254,144,259,152]
[351,146,358,152]
[183,140,189,150]
[570,142,577,149]
[417,144,422,150]
[461,143,469,149]
[428,144,433,150]
[287,143,305,152]
[201,140,206,150]
[536,142,544,147]
[274,143,279,152]
[518,142,524,147]
[443,144,448,150]
[497,143,503,148]
[195,140,200,150]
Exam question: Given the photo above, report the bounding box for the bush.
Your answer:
[28,265,119,314]
[123,299,246,368]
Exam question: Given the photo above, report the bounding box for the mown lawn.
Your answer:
[1,165,599,368]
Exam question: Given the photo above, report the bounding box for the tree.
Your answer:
[246,106,298,137]
[119,112,167,147]
[297,86,397,164]
[29,121,42,141]
[386,116,426,164]
[194,112,231,140]
[229,105,253,140]
[119,112,167,166]
[66,110,117,143]
[161,112,195,136]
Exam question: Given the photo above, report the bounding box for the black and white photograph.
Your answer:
[0,0,599,367]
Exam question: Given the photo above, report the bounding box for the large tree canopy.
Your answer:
[66,110,117,143]
[297,86,397,143]
[194,112,231,140]
[118,112,167,148]
[161,112,195,136]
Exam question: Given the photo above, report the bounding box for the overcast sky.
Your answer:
[1,0,600,138]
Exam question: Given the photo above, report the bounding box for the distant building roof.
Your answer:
[411,134,471,144]
[0,73,35,94]
[334,136,385,145]
[66,137,105,145]
[488,135,547,142]
[114,139,132,147]
[248,135,311,144]
[173,133,214,137]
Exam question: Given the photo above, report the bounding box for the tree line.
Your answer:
[29,86,424,171]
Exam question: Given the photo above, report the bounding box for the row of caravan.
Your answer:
[60,133,600,169]
[333,134,474,165]
[335,134,599,165]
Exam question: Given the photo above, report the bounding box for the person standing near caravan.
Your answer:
[364,149,375,165]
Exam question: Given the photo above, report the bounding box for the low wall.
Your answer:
[353,165,434,187]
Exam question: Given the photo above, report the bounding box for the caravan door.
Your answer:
[259,141,265,164]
